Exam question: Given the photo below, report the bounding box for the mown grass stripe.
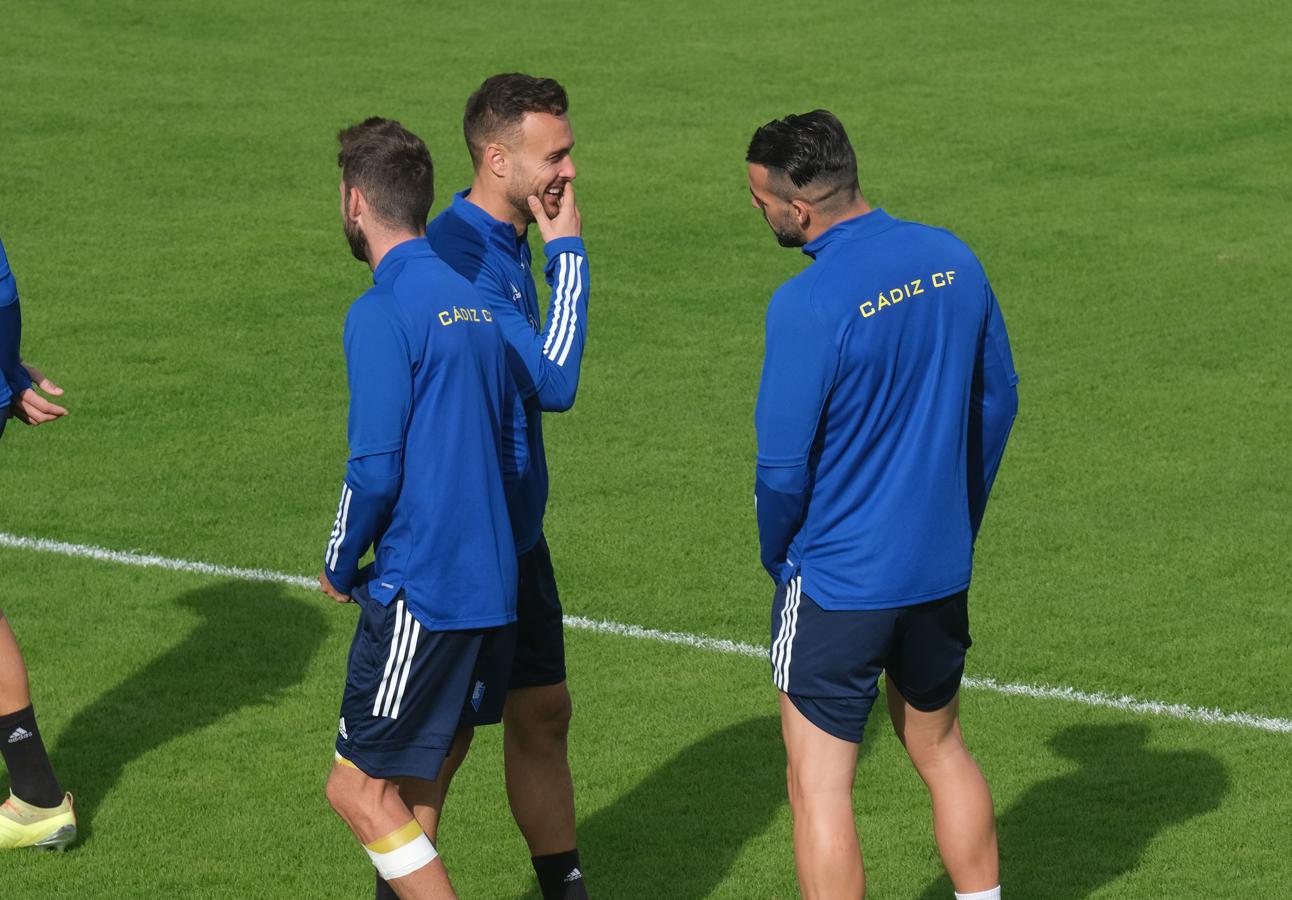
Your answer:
[3,530,1289,736]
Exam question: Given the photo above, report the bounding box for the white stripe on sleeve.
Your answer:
[554,256,584,366]
[326,484,353,570]
[542,254,572,357]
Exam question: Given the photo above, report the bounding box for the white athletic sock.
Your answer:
[954,888,1000,900]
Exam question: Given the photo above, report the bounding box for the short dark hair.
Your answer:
[464,73,569,168]
[746,109,859,202]
[336,117,434,231]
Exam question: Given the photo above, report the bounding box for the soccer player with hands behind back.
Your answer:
[319,117,527,899]
[748,110,1018,900]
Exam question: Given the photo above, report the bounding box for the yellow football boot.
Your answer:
[0,792,77,851]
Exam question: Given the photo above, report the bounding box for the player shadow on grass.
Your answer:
[550,713,876,900]
[917,721,1229,899]
[48,580,328,844]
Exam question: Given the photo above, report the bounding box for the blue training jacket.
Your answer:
[426,191,589,555]
[0,237,33,420]
[323,238,527,631]
[755,209,1019,610]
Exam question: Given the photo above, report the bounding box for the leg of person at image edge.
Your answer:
[329,749,462,900]
[778,688,1000,899]
[0,613,76,851]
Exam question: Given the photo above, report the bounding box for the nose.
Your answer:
[561,157,577,181]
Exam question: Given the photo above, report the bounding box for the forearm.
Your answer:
[323,451,402,593]
[755,463,809,582]
[532,237,588,411]
[968,383,1018,538]
[0,298,30,402]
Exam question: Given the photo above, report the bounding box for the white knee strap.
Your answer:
[364,820,438,881]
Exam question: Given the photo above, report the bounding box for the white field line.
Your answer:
[3,531,1290,736]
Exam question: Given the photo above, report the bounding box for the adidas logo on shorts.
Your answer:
[338,717,348,740]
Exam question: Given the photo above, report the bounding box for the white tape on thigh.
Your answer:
[364,826,438,880]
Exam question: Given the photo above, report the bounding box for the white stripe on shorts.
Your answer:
[389,617,421,720]
[772,576,802,690]
[373,599,407,717]
[780,576,802,690]
[380,607,417,718]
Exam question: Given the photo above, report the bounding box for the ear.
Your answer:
[484,142,509,179]
[790,197,812,229]
[345,184,367,221]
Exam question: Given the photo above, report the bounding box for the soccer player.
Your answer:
[319,118,527,899]
[747,111,1018,900]
[426,73,590,900]
[0,234,76,852]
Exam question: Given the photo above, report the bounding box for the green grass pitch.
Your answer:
[1,0,1290,896]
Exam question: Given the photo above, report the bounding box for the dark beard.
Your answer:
[770,223,801,249]
[764,210,804,248]
[343,215,369,263]
[774,226,805,248]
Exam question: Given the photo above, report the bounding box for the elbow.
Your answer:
[539,383,577,412]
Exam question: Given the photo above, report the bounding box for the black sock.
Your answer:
[532,849,588,900]
[0,705,64,807]
[374,871,399,900]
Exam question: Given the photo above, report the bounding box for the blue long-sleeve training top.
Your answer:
[754,209,1019,610]
[0,237,34,419]
[426,191,589,554]
[323,238,527,631]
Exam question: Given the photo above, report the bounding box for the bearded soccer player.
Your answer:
[0,235,75,852]
[748,111,1018,900]
[320,117,527,899]
[426,73,589,900]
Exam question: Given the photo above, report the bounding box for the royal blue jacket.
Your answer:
[0,237,33,420]
[323,238,527,630]
[426,192,589,554]
[755,209,1019,609]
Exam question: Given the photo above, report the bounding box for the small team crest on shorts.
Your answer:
[471,680,486,712]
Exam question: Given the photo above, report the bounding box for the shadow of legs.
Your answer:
[919,721,1229,899]
[50,580,328,842]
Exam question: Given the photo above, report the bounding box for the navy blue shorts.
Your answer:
[770,575,971,743]
[335,584,516,781]
[509,534,566,690]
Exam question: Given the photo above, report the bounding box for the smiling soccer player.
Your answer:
[427,73,590,900]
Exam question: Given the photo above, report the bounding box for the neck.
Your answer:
[803,195,872,244]
[466,174,527,236]
[366,227,422,272]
